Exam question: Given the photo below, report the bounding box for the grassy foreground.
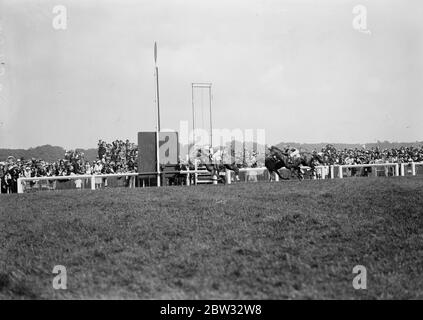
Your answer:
[1,177,423,299]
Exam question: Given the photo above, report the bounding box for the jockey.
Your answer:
[211,148,223,164]
[286,146,300,161]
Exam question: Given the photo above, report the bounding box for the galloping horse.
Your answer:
[264,156,285,181]
[267,146,323,180]
[189,147,240,183]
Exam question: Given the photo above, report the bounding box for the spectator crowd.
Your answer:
[2,141,423,193]
[318,144,423,165]
[0,139,138,193]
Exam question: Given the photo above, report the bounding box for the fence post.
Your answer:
[91,175,95,190]
[212,174,218,185]
[194,163,198,185]
[400,163,405,176]
[185,171,190,186]
[339,165,343,178]
[395,164,399,177]
[17,178,23,194]
[225,170,231,184]
[330,165,334,179]
[412,162,416,176]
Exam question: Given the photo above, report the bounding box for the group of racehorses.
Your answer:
[170,146,324,184]
[265,146,324,181]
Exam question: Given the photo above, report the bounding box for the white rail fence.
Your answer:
[337,163,399,178]
[17,173,138,194]
[12,162,423,193]
[400,162,423,176]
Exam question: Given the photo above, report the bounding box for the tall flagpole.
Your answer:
[154,42,161,187]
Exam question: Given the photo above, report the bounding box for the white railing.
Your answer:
[179,169,217,185]
[236,167,270,183]
[17,173,138,194]
[12,162,423,194]
[400,162,423,176]
[167,162,420,183]
[227,165,332,183]
[181,167,271,184]
[336,163,399,178]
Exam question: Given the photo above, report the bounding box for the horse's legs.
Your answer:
[297,168,304,181]
[276,169,283,181]
[222,164,240,182]
[230,164,240,181]
[310,166,316,180]
[220,168,227,184]
[289,167,302,181]
[212,165,219,182]
[268,170,274,182]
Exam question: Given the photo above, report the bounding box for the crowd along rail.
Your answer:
[13,162,423,193]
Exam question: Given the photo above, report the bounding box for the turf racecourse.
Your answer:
[1,177,423,299]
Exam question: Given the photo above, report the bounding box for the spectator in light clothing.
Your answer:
[74,177,83,190]
[94,161,103,189]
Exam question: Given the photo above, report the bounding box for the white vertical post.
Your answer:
[339,165,343,178]
[400,163,405,176]
[194,162,198,185]
[17,178,23,194]
[412,162,416,176]
[185,167,190,186]
[330,165,334,179]
[226,170,231,184]
[212,174,218,185]
[91,175,95,190]
[395,164,399,177]
[275,171,279,182]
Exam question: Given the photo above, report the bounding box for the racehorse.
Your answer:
[264,156,285,181]
[267,146,323,180]
[189,147,240,184]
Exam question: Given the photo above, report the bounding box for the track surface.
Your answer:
[1,177,423,299]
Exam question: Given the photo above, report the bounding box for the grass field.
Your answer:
[1,176,423,299]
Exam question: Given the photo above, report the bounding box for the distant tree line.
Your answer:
[0,145,97,162]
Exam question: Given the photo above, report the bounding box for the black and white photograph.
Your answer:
[0,0,422,305]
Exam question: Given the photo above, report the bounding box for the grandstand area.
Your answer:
[1,176,422,299]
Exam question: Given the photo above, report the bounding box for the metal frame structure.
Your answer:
[191,83,213,150]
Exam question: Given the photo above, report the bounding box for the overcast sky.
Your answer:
[0,0,422,149]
